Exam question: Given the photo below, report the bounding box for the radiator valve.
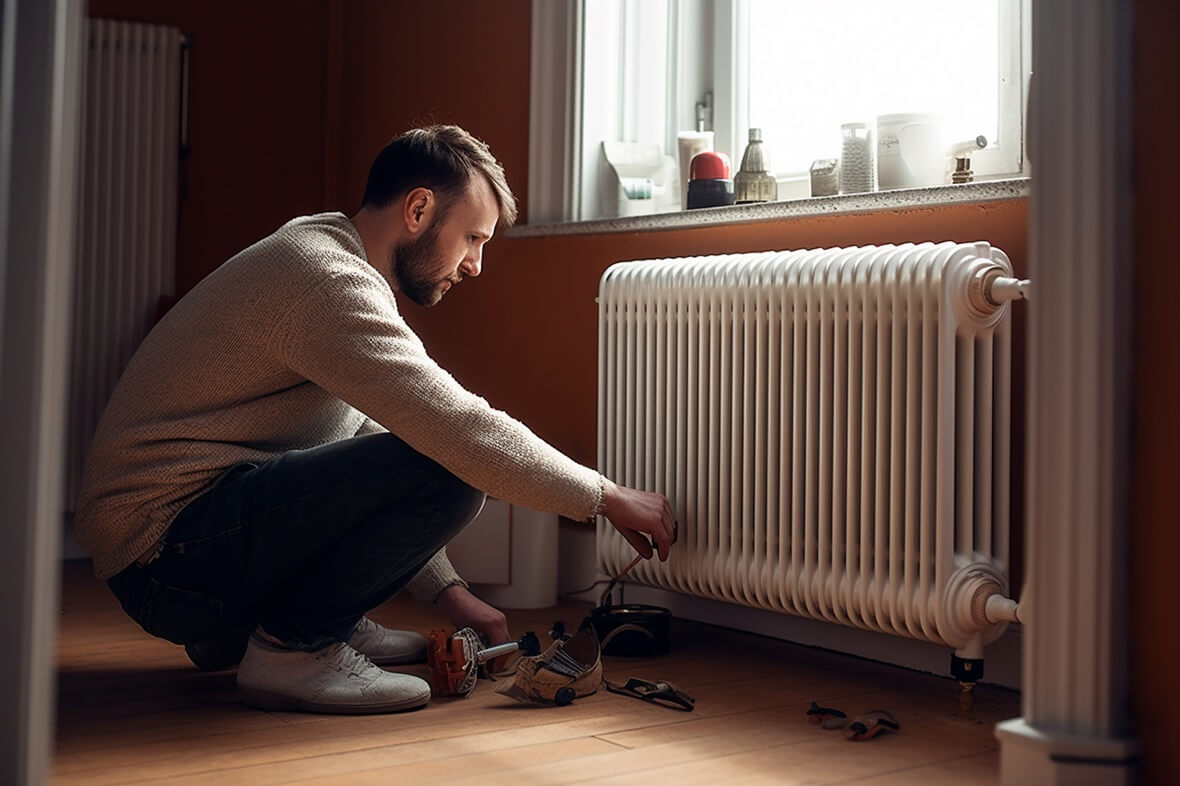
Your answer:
[969,265,1032,315]
[971,581,1022,626]
[984,593,1022,625]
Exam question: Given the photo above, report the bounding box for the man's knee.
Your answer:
[437,472,486,531]
[362,432,486,530]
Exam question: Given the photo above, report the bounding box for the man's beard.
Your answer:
[391,220,447,307]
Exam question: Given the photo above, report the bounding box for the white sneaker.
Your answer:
[347,616,428,666]
[237,631,431,714]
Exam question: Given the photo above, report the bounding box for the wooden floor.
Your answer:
[53,561,1017,785]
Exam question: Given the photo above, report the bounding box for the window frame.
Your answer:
[526,0,1031,225]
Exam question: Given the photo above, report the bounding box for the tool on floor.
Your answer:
[427,627,540,697]
[496,524,690,709]
[844,709,900,741]
[807,701,849,729]
[605,677,695,711]
[497,621,603,707]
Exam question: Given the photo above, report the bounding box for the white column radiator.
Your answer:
[67,19,183,510]
[597,241,1027,664]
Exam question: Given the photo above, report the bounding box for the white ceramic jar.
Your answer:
[876,113,944,190]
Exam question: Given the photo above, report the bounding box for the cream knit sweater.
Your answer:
[76,213,604,595]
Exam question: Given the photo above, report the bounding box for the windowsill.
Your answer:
[507,177,1030,238]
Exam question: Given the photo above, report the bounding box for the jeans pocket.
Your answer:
[140,578,225,645]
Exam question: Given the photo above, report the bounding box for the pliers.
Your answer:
[605,676,695,711]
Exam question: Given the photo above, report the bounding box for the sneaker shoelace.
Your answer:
[318,642,376,680]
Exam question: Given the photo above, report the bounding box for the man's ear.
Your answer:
[402,187,435,235]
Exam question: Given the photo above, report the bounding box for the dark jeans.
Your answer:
[107,433,485,650]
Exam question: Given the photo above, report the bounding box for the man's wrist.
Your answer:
[434,582,469,604]
[599,477,619,519]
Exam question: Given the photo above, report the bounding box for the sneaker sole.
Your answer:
[238,685,431,715]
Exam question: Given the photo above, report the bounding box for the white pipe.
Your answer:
[989,276,1031,304]
[986,594,1023,625]
[956,634,985,661]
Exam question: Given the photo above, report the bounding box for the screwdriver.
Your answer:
[618,521,678,578]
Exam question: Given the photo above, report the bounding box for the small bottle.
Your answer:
[733,128,777,203]
[686,151,734,209]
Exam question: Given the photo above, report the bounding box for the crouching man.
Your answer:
[76,124,675,715]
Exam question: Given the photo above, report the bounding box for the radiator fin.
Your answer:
[68,20,181,510]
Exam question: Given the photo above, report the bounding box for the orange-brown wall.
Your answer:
[87,0,331,294]
[1131,1,1180,783]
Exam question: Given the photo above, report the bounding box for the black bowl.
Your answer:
[590,603,671,656]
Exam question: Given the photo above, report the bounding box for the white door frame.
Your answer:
[996,0,1139,782]
[0,0,83,783]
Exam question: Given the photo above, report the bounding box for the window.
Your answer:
[526,0,1030,224]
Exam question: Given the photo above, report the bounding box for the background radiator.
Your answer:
[597,242,1026,659]
[67,19,182,511]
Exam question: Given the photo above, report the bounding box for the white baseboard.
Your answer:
[996,719,1138,785]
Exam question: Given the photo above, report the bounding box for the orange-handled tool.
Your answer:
[427,628,540,697]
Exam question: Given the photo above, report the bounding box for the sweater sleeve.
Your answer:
[404,548,469,603]
[272,266,603,521]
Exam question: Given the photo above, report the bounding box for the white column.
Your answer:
[994,0,1138,783]
[0,0,84,783]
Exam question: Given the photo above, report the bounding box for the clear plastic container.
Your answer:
[840,123,875,194]
[810,159,840,197]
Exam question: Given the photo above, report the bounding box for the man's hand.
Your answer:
[435,584,511,646]
[600,478,676,561]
